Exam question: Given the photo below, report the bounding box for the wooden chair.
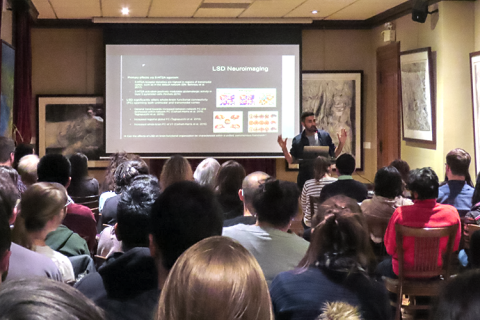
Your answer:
[384,224,458,320]
[309,195,323,223]
[365,214,390,260]
[464,224,480,249]
[71,195,100,223]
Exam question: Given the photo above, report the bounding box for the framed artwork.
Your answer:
[37,96,106,167]
[302,71,363,170]
[400,47,436,144]
[1,41,15,138]
[470,51,480,173]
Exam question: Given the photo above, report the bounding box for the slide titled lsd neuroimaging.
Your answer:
[106,45,299,154]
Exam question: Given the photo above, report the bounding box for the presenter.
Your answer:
[278,111,347,189]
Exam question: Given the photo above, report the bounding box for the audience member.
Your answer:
[76,175,160,315]
[317,302,362,320]
[68,153,99,197]
[389,159,411,197]
[437,148,474,216]
[17,154,39,187]
[37,154,96,254]
[361,166,412,244]
[101,159,149,226]
[157,236,273,320]
[99,152,130,207]
[431,269,480,320]
[93,181,222,320]
[0,204,11,284]
[223,171,270,227]
[159,155,193,191]
[270,195,390,320]
[301,156,337,227]
[11,182,75,283]
[214,160,246,220]
[0,171,62,282]
[319,154,367,203]
[223,178,309,283]
[12,143,34,170]
[377,167,461,278]
[193,157,220,189]
[0,136,26,193]
[0,278,105,320]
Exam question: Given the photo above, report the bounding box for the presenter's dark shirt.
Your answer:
[290,130,335,189]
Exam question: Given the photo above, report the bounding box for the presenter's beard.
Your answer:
[306,125,317,133]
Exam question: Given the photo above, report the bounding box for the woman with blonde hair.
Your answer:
[11,182,75,283]
[270,195,390,320]
[159,155,193,191]
[157,236,273,320]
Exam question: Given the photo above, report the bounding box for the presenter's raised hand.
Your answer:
[277,135,288,150]
[337,129,347,145]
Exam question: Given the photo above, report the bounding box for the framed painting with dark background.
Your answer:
[470,51,480,173]
[37,96,107,167]
[301,71,363,170]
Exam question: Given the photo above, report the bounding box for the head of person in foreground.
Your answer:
[0,278,105,320]
[157,236,273,320]
[407,167,439,200]
[299,195,375,272]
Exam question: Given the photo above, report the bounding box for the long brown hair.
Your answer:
[11,182,67,250]
[314,156,332,182]
[157,236,273,320]
[299,195,375,271]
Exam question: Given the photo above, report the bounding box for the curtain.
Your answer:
[13,0,33,144]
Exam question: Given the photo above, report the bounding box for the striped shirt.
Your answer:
[301,176,337,227]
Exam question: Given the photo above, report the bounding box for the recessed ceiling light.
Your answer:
[312,10,318,14]
[122,7,129,15]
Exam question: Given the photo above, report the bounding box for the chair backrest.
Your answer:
[395,224,458,280]
[71,195,100,223]
[365,214,390,241]
[309,195,322,224]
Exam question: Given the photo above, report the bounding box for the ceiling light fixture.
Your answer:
[122,7,129,15]
[312,10,318,14]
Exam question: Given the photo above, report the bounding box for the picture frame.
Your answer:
[470,51,480,173]
[400,47,436,144]
[301,71,363,170]
[1,41,15,138]
[37,96,107,168]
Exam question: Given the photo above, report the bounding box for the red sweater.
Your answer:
[384,199,461,275]
[63,203,97,254]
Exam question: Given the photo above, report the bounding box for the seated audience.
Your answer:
[159,155,193,191]
[301,156,337,227]
[361,166,412,244]
[45,224,89,258]
[0,137,26,193]
[270,195,390,320]
[437,148,474,216]
[68,153,99,197]
[193,157,220,189]
[101,159,149,226]
[431,269,480,320]
[389,159,411,198]
[0,278,105,320]
[0,172,62,282]
[99,152,130,210]
[17,154,39,187]
[76,175,160,309]
[11,182,75,283]
[319,154,367,203]
[377,167,461,278]
[214,160,246,220]
[223,171,270,227]
[0,203,11,285]
[157,236,273,320]
[93,181,222,320]
[37,154,96,253]
[223,178,309,283]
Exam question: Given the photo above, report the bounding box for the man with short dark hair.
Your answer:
[75,175,160,319]
[223,171,270,227]
[437,148,474,216]
[378,167,461,278]
[319,153,367,203]
[37,154,92,256]
[278,111,347,189]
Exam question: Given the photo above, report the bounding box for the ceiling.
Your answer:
[30,0,410,22]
